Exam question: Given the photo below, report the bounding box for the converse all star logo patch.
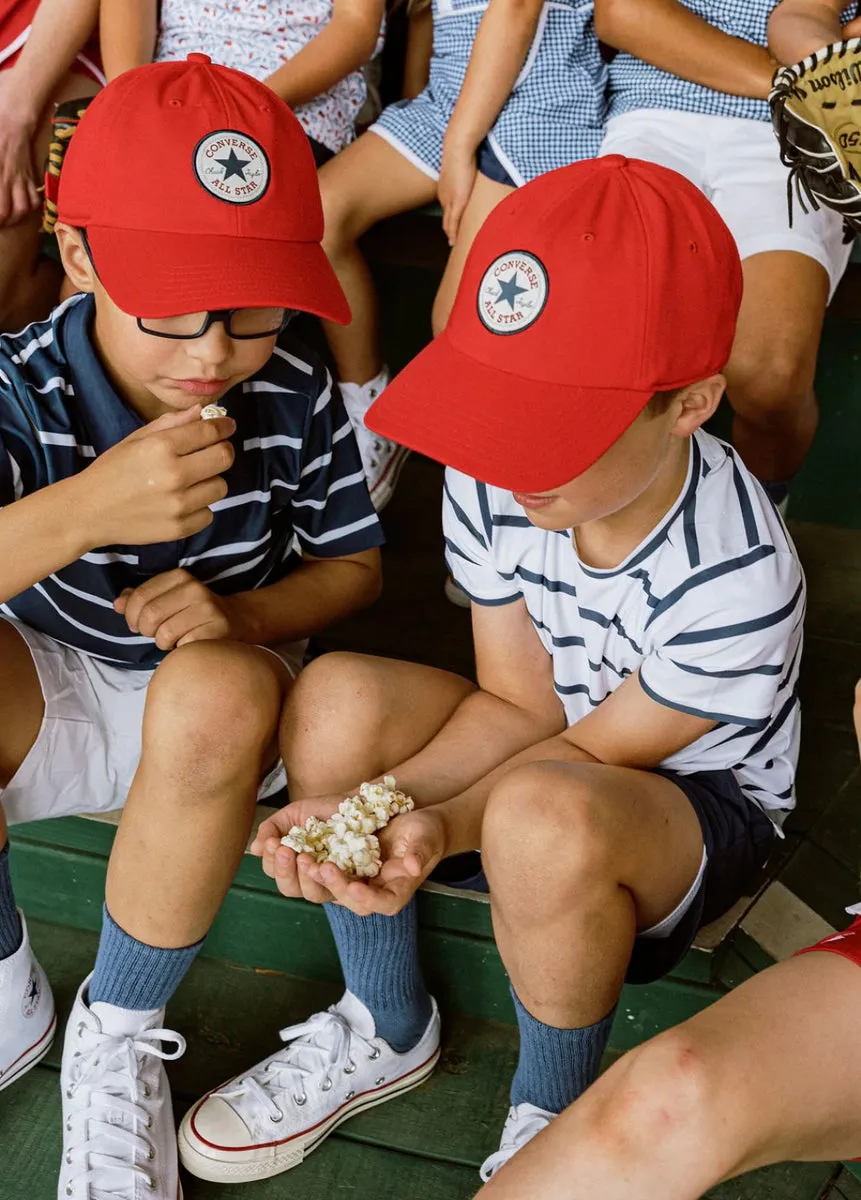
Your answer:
[477,250,549,335]
[193,130,270,204]
[22,970,40,1018]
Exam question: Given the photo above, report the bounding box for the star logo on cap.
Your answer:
[495,272,529,311]
[193,129,271,205]
[477,251,549,336]
[214,148,250,182]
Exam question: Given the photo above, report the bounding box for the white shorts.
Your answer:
[0,620,305,827]
[600,109,853,299]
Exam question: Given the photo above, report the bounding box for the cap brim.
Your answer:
[366,332,653,493]
[85,227,351,325]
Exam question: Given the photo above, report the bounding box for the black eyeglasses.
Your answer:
[80,228,297,341]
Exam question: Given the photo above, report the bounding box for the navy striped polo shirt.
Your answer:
[0,293,384,669]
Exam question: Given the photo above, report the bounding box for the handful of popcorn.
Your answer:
[281,776,414,878]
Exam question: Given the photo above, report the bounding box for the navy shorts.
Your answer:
[477,138,516,187]
[430,767,776,987]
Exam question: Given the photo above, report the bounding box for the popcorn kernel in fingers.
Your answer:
[280,777,414,878]
[200,404,228,420]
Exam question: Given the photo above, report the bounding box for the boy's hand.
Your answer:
[252,796,345,900]
[439,142,478,247]
[78,405,236,549]
[0,78,39,227]
[114,568,241,650]
[260,805,447,914]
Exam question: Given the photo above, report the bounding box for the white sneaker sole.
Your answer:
[178,1044,440,1183]
[0,1009,57,1093]
[369,445,411,513]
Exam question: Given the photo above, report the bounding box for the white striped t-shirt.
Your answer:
[444,429,805,824]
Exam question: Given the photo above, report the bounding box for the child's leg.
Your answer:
[318,132,438,387]
[478,950,861,1199]
[179,651,475,1183]
[0,69,99,332]
[95,641,289,983]
[726,250,828,490]
[481,760,705,1115]
[431,172,515,336]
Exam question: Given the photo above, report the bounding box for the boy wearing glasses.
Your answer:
[0,54,382,1200]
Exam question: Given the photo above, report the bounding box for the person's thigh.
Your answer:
[726,249,829,398]
[0,619,44,791]
[432,172,515,335]
[318,130,439,249]
[282,651,476,797]
[672,949,861,1173]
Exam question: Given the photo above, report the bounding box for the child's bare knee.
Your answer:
[483,763,612,887]
[144,642,282,764]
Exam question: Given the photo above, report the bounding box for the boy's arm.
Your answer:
[594,0,778,100]
[438,0,544,243]
[0,0,99,224]
[432,671,716,857]
[99,0,157,81]
[263,0,384,109]
[0,406,234,605]
[768,0,859,64]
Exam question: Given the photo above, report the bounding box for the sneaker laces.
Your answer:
[63,1024,185,1200]
[479,1107,554,1182]
[220,1010,377,1123]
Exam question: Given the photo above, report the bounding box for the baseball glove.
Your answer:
[769,39,861,236]
[42,96,95,234]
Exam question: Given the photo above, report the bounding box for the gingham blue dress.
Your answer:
[371,0,606,186]
[608,0,860,123]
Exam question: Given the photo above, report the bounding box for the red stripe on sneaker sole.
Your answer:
[0,1010,57,1092]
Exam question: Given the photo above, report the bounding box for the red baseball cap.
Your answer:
[367,156,742,492]
[57,54,350,323]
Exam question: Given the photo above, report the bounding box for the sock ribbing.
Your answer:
[88,905,203,1010]
[324,899,432,1053]
[510,988,616,1113]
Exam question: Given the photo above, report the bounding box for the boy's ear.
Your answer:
[54,224,96,294]
[671,375,726,436]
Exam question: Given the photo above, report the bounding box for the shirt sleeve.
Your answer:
[639,546,805,728]
[0,358,40,507]
[442,468,521,605]
[290,365,385,558]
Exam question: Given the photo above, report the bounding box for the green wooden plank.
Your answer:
[832,1166,861,1197]
[704,1162,841,1200]
[179,1140,479,1200]
[806,771,861,877]
[612,977,722,1052]
[0,1065,63,1200]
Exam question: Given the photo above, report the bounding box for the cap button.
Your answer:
[187,53,212,65]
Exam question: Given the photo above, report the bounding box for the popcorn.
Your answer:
[200,404,228,420]
[281,776,414,878]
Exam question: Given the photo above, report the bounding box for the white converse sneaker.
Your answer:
[479,1103,556,1182]
[339,371,410,512]
[0,909,56,1092]
[179,990,440,1183]
[58,975,186,1200]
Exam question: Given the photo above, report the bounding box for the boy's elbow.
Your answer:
[354,551,383,609]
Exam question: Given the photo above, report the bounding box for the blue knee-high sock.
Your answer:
[325,899,432,1053]
[510,988,616,1113]
[0,842,23,960]
[88,905,203,1010]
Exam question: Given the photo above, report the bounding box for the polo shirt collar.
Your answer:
[62,294,145,455]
